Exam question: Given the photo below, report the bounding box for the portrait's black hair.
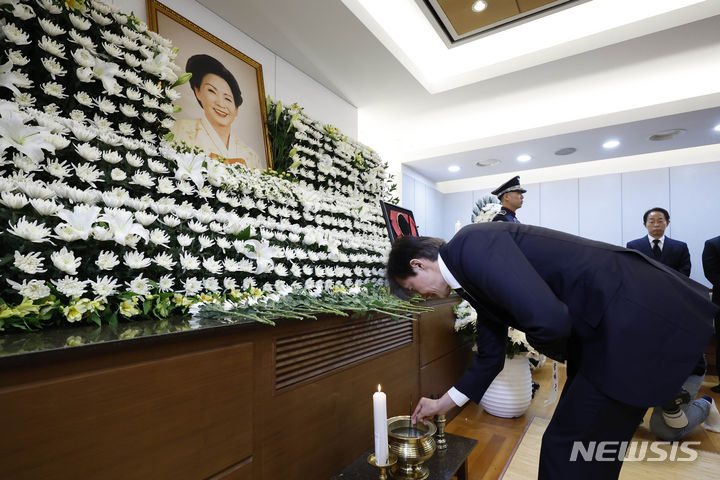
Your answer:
[386,236,445,298]
[643,207,670,224]
[186,54,243,108]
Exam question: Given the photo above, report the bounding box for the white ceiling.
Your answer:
[198,0,720,190]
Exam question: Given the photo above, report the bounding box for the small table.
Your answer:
[330,432,477,480]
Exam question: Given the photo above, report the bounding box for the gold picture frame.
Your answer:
[146,0,272,169]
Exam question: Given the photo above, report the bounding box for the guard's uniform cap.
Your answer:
[491,175,526,197]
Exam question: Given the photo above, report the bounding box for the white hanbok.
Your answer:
[173,117,263,169]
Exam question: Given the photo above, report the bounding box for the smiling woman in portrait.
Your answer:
[172,54,262,169]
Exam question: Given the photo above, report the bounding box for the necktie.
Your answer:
[652,239,662,259]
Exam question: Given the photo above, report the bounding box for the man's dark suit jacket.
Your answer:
[703,235,720,306]
[626,235,691,276]
[440,223,717,408]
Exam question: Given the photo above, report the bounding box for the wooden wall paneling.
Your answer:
[257,315,420,480]
[418,297,465,366]
[0,342,254,480]
[420,347,474,402]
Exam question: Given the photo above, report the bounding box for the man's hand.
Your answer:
[411,393,456,425]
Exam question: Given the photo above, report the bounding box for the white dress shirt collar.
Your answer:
[437,253,461,290]
[648,234,665,248]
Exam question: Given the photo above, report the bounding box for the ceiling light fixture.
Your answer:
[602,139,620,149]
[471,0,488,13]
[713,124,720,132]
[555,147,577,156]
[476,158,500,167]
[448,165,461,172]
[648,129,686,141]
[516,154,532,162]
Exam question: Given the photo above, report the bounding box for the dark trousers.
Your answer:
[715,312,720,378]
[538,371,647,479]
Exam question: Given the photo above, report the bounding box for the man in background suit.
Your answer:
[703,235,720,393]
[387,223,717,479]
[627,207,691,276]
[491,175,525,223]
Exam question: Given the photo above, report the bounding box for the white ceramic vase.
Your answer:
[480,356,532,418]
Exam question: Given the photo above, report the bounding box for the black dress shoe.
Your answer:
[711,384,720,393]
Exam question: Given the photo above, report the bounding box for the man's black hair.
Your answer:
[643,207,670,224]
[386,235,445,298]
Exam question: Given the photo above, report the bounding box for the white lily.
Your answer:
[174,152,206,189]
[0,104,55,162]
[243,239,280,274]
[100,208,149,246]
[56,205,101,241]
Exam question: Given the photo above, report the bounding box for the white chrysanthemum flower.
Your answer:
[95,251,120,270]
[176,234,193,247]
[76,66,94,82]
[47,133,70,150]
[90,276,120,299]
[216,237,232,251]
[30,198,61,216]
[149,229,170,248]
[90,10,113,26]
[108,168,126,182]
[14,92,35,107]
[197,235,215,251]
[175,180,195,196]
[179,252,201,271]
[7,49,29,66]
[92,115,112,131]
[147,158,169,174]
[95,97,117,115]
[130,171,154,188]
[290,264,302,277]
[7,216,52,243]
[41,81,67,98]
[123,251,151,269]
[141,111,157,123]
[203,277,221,293]
[101,151,122,166]
[14,250,46,274]
[158,274,174,292]
[160,215,181,228]
[139,129,156,143]
[153,252,176,270]
[165,87,181,101]
[209,222,224,233]
[143,96,160,109]
[188,220,208,234]
[155,177,174,194]
[74,163,104,186]
[69,13,92,30]
[203,257,223,275]
[160,102,175,115]
[68,30,95,52]
[38,35,66,58]
[91,226,112,241]
[126,152,144,168]
[53,276,88,298]
[16,181,56,200]
[103,42,124,59]
[41,57,66,79]
[75,143,102,162]
[126,87,142,101]
[183,277,203,296]
[2,23,31,46]
[119,104,138,117]
[0,191,28,209]
[274,264,289,277]
[118,123,134,136]
[101,188,129,208]
[134,211,157,227]
[127,275,152,297]
[123,69,142,86]
[124,53,141,68]
[142,79,163,97]
[71,47,95,68]
[222,278,237,291]
[6,278,50,300]
[51,247,81,275]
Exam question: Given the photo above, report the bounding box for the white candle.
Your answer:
[455,220,462,233]
[373,384,389,466]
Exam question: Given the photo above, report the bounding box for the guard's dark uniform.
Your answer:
[492,208,520,223]
[491,175,526,223]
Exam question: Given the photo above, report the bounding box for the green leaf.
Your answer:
[143,299,152,315]
[90,311,101,326]
[108,311,118,328]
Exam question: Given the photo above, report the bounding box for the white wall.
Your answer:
[430,161,720,287]
[401,168,443,238]
[114,0,357,137]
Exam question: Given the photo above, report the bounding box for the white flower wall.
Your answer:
[0,0,392,330]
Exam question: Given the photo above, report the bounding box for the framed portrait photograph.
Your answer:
[380,201,419,243]
[146,1,272,169]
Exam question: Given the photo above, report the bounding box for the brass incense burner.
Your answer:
[387,415,437,480]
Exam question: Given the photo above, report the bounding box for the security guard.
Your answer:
[491,175,525,223]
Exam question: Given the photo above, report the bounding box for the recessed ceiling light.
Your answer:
[602,139,620,149]
[554,147,577,156]
[648,129,686,141]
[476,158,501,167]
[516,154,532,162]
[471,1,488,13]
[448,165,460,172]
[712,124,720,132]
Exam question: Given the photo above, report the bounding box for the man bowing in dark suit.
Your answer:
[387,223,717,480]
[627,207,691,276]
[703,235,720,393]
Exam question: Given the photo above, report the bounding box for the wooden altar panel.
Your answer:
[0,343,253,480]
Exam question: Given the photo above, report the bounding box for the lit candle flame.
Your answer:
[378,384,382,392]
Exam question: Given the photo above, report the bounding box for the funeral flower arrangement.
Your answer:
[453,195,538,359]
[0,0,425,332]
